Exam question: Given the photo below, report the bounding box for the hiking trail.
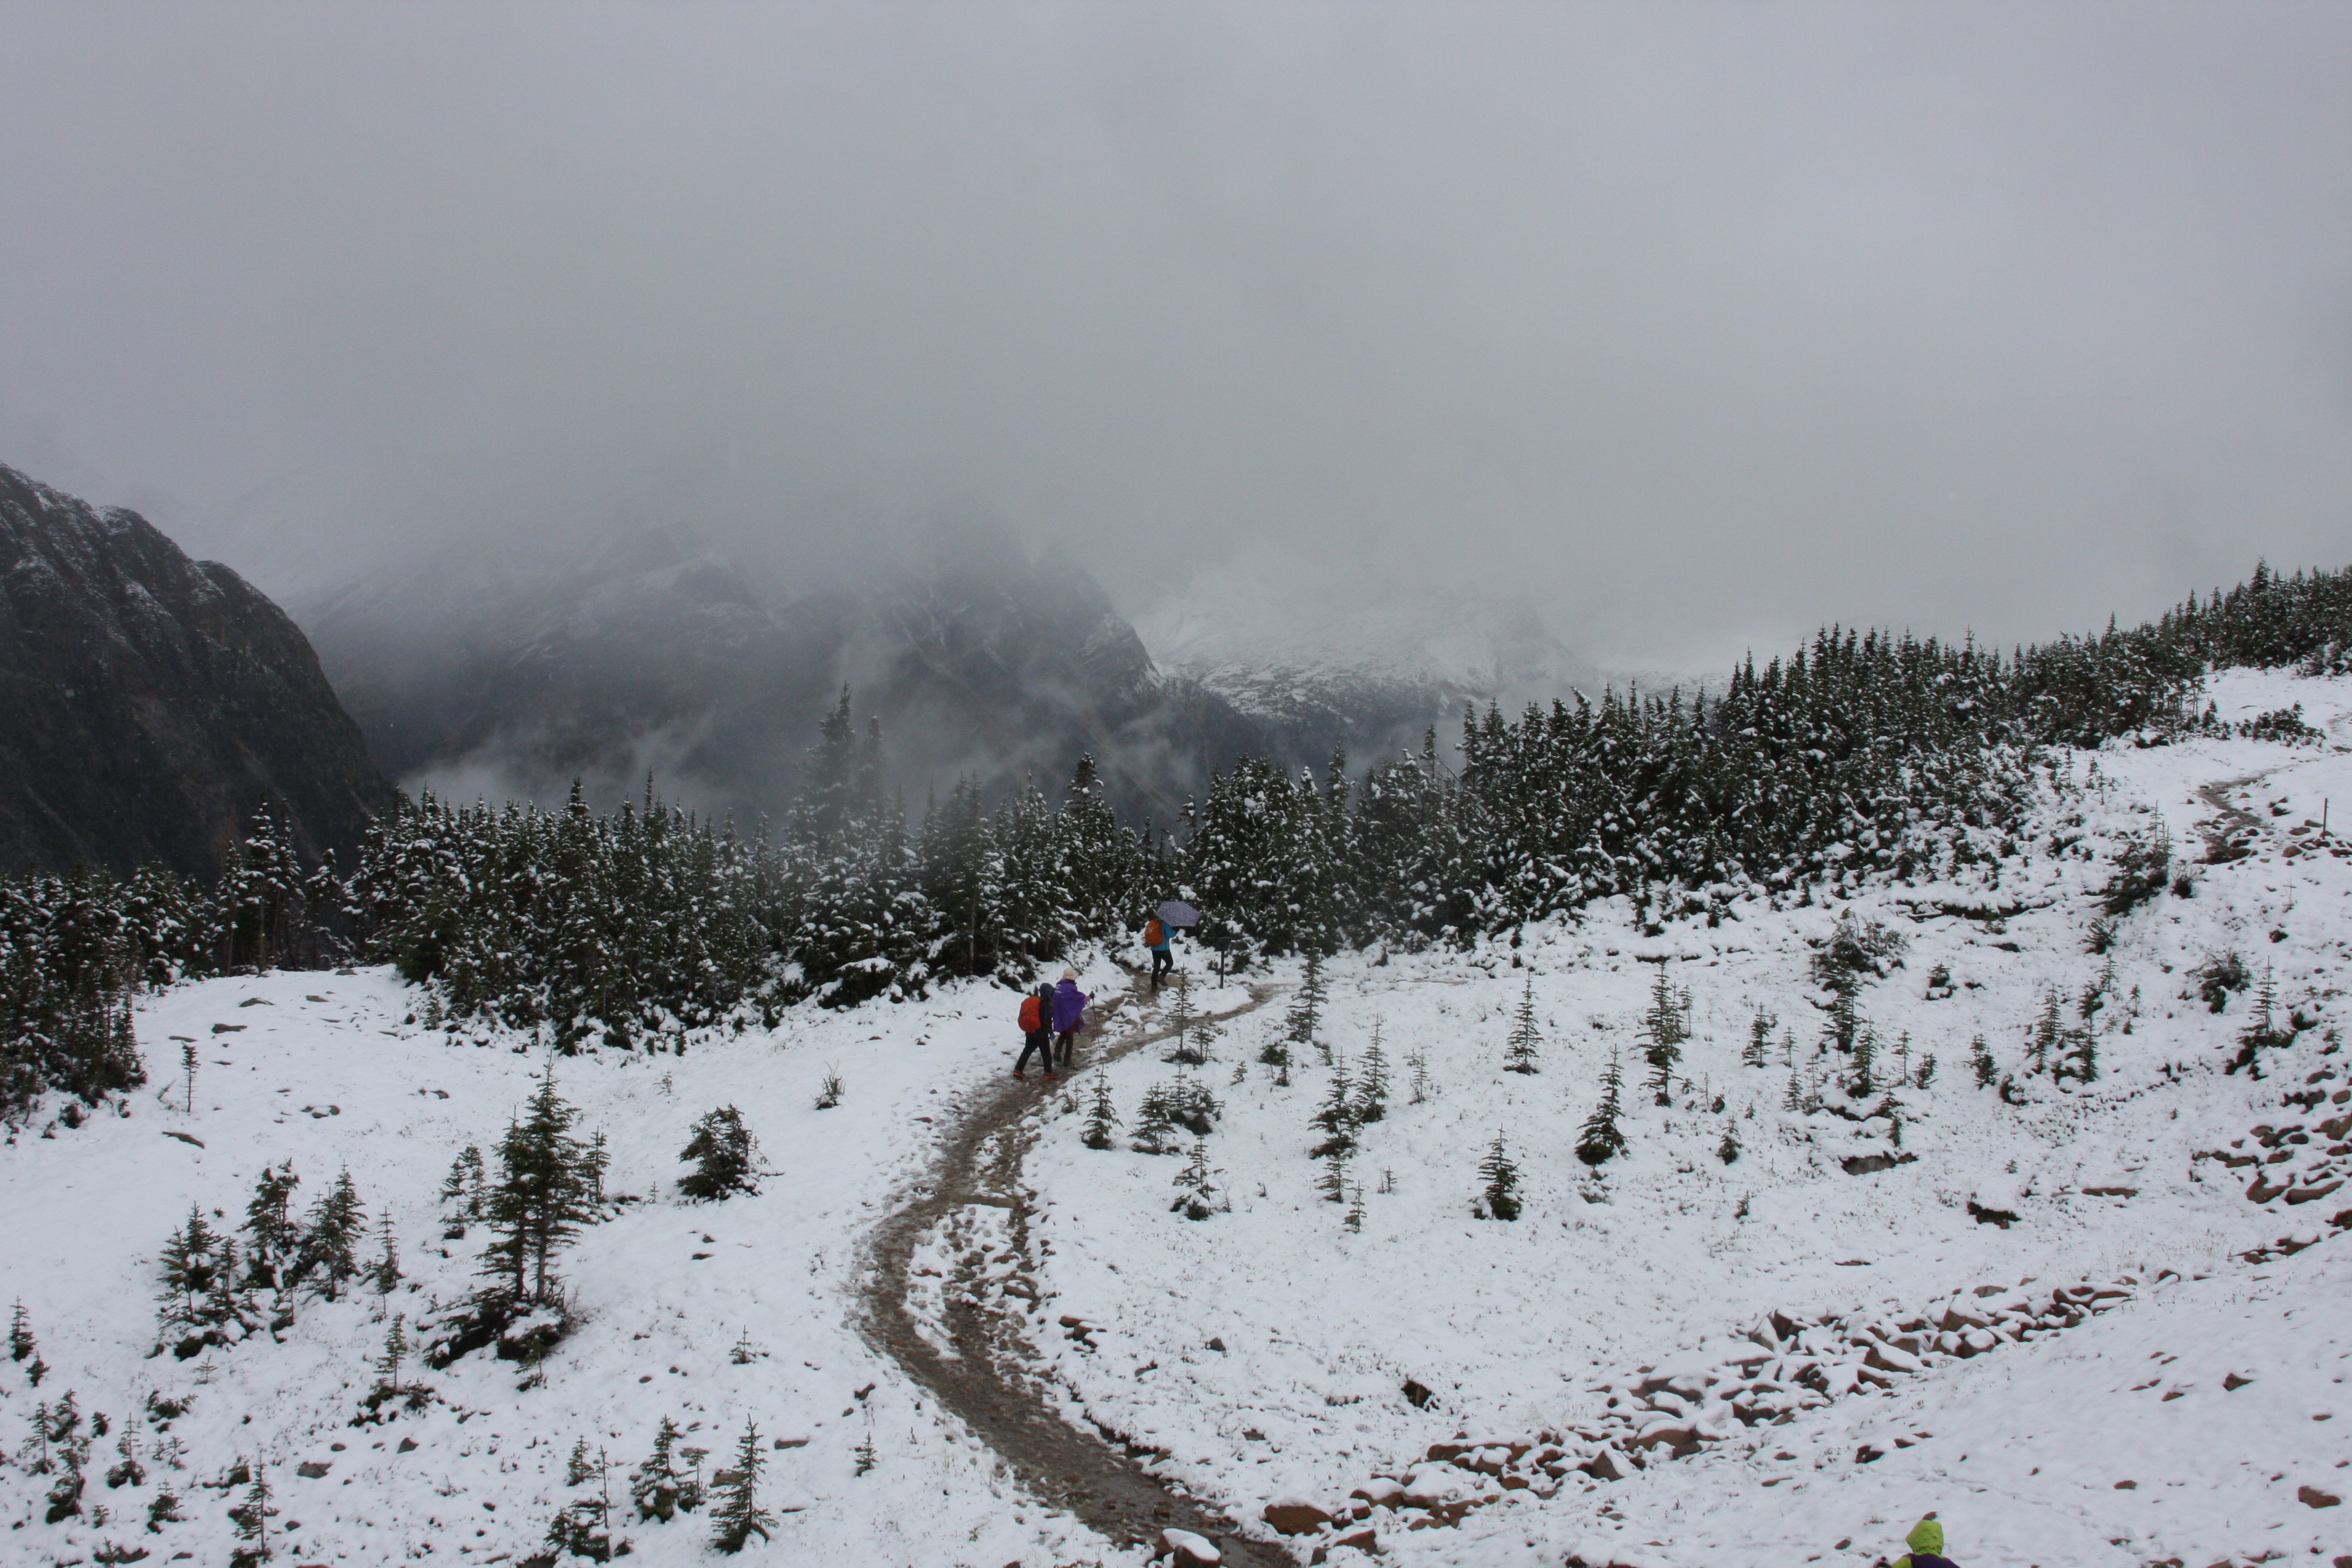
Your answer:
[858,970,1284,1566]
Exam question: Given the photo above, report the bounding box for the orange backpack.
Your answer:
[1018,995,1044,1032]
[1144,918,1165,947]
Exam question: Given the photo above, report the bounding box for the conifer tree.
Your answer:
[1477,1134,1521,1220]
[1970,1033,1997,1088]
[375,1313,410,1397]
[157,1207,225,1326]
[1743,1009,1775,1069]
[1310,1060,1356,1159]
[371,1213,402,1299]
[1080,1076,1119,1151]
[243,1165,301,1290]
[1407,1046,1429,1103]
[1640,964,1686,1105]
[1504,974,1541,1074]
[146,1488,187,1532]
[8,1301,34,1366]
[42,1391,87,1523]
[2232,963,2292,1076]
[1172,1140,1218,1220]
[180,1042,198,1114]
[440,1146,485,1238]
[106,1426,146,1491]
[1356,1025,1390,1123]
[1287,951,1330,1066]
[709,1420,775,1554]
[678,1105,762,1200]
[1783,1065,1802,1112]
[631,1416,704,1521]
[1718,1123,1740,1164]
[549,1441,624,1561]
[226,1459,274,1568]
[482,1067,599,1306]
[296,1170,367,1301]
[2029,991,2063,1076]
[1850,1025,1877,1098]
[1130,1083,1181,1155]
[1316,1149,1350,1205]
[1577,1049,1627,1167]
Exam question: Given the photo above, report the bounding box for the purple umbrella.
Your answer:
[1156,900,1200,929]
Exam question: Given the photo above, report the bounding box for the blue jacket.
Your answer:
[1051,980,1088,1034]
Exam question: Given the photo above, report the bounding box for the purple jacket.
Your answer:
[1051,979,1088,1034]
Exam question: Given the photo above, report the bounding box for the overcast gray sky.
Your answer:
[2,2,2347,668]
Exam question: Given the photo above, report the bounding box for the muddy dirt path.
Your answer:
[2194,769,2281,863]
[857,973,1284,1566]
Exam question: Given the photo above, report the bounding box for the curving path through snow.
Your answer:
[859,973,1286,1566]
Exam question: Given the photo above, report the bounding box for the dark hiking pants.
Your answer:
[1016,1031,1052,1074]
[1054,1029,1079,1070]
[1151,948,1172,985]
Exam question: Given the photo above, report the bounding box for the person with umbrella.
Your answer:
[1149,900,1198,993]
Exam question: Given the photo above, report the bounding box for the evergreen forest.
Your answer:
[7,560,2351,1123]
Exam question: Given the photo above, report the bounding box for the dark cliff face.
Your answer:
[0,465,398,880]
[304,527,1279,826]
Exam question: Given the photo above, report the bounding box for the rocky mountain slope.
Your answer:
[0,464,396,879]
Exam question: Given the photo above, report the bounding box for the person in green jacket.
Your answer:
[1890,1515,1957,1568]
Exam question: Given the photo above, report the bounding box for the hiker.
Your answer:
[1143,913,1174,990]
[1014,984,1054,1079]
[1051,967,1089,1071]
[1888,1515,1958,1568]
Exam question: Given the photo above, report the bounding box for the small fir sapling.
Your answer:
[145,1489,187,1533]
[44,1391,88,1521]
[549,1440,625,1561]
[1504,975,1543,1074]
[1718,1123,1741,1165]
[1407,1046,1430,1104]
[729,1330,762,1365]
[376,1314,410,1396]
[1849,1025,1877,1097]
[1970,1033,1998,1088]
[1915,1052,1936,1089]
[1476,1134,1521,1220]
[1343,1181,1365,1232]
[1316,1150,1351,1206]
[1309,1059,1356,1158]
[371,1213,402,1299]
[1129,1083,1182,1154]
[1822,984,1861,1057]
[2230,964,2293,1077]
[678,1105,762,1200]
[1287,950,1331,1066]
[243,1165,301,1289]
[1172,1139,1219,1220]
[1080,1076,1120,1149]
[9,1299,34,1366]
[157,1207,226,1327]
[479,1066,601,1309]
[226,1459,274,1568]
[106,1427,145,1490]
[2029,991,2063,1076]
[1743,1009,1775,1069]
[179,1043,197,1114]
[632,1416,705,1521]
[297,1170,367,1301]
[814,1066,844,1110]
[710,1420,776,1553]
[1356,1025,1390,1122]
[1576,1048,1627,1167]
[1892,1030,1912,1085]
[2197,949,2250,1013]
[1640,964,1687,1105]
[1783,1067,1803,1112]
[1378,1165,1395,1194]
[440,1146,486,1238]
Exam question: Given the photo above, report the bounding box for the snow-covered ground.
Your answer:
[7,667,2352,1568]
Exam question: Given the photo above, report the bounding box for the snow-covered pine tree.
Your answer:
[295,1170,367,1301]
[1172,1140,1218,1220]
[2029,991,2063,1076]
[226,1459,274,1568]
[1286,950,1330,1065]
[1743,1009,1774,1069]
[1849,1026,1876,1098]
[1640,964,1686,1105]
[549,1441,624,1561]
[1407,1046,1429,1103]
[371,1214,402,1299]
[1718,1123,1740,1164]
[2231,964,2293,1076]
[1477,1134,1521,1220]
[709,1420,775,1554]
[1130,1084,1181,1155]
[1344,1181,1365,1233]
[1970,1033,1996,1087]
[1080,1076,1119,1150]
[1356,1024,1389,1123]
[157,1207,226,1328]
[105,1425,145,1491]
[42,1391,87,1523]
[375,1314,410,1397]
[242,1165,301,1290]
[481,1067,600,1307]
[9,1301,34,1367]
[631,1415,705,1521]
[1576,1049,1627,1167]
[678,1106,762,1200]
[1316,1149,1350,1205]
[1504,974,1541,1074]
[439,1146,485,1239]
[1310,1059,1356,1159]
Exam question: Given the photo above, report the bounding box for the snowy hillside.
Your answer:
[7,668,2352,1568]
